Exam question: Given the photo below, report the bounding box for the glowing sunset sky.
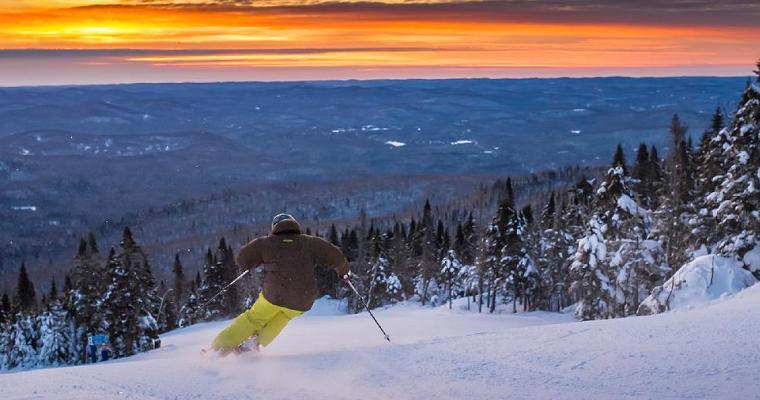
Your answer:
[0,0,758,85]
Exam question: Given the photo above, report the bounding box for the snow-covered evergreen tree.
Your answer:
[218,239,241,316]
[67,235,104,363]
[411,200,441,306]
[440,250,462,309]
[571,215,612,320]
[538,194,575,311]
[585,148,669,317]
[479,221,500,313]
[156,281,177,333]
[0,302,12,369]
[495,179,523,312]
[37,300,75,367]
[703,81,760,271]
[177,281,201,328]
[654,115,696,270]
[102,228,159,358]
[7,313,38,369]
[197,248,226,320]
[0,293,9,323]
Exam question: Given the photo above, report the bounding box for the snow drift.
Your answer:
[638,254,756,315]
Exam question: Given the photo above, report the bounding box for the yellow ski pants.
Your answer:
[212,293,304,350]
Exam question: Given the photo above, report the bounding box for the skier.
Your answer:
[210,213,350,355]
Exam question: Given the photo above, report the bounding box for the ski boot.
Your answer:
[233,335,260,355]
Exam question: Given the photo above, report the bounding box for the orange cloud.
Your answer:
[0,2,757,84]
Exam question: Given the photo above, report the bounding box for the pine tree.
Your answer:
[49,280,58,302]
[480,178,527,313]
[612,144,628,175]
[217,239,240,316]
[538,202,574,312]
[178,279,201,328]
[540,192,556,231]
[651,114,696,271]
[650,147,664,198]
[172,253,186,309]
[67,235,105,363]
[157,280,177,333]
[570,215,612,320]
[388,223,412,300]
[102,228,159,358]
[7,313,39,369]
[0,311,10,369]
[632,143,657,207]
[366,232,403,308]
[0,293,9,323]
[440,250,462,309]
[37,299,75,367]
[458,212,478,266]
[15,263,36,312]
[599,147,671,316]
[479,220,499,313]
[63,275,73,293]
[411,200,440,306]
[198,245,228,321]
[328,224,340,245]
[704,80,760,268]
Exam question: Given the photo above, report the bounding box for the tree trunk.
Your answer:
[477,274,484,313]
[421,279,428,306]
[448,276,453,310]
[512,285,517,313]
[489,278,496,313]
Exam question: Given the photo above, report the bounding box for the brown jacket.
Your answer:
[237,219,349,311]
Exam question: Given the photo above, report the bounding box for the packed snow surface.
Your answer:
[2,288,760,399]
[639,255,757,315]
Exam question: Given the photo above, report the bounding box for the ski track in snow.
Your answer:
[2,288,760,400]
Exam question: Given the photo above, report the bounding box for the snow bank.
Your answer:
[305,296,348,316]
[743,243,760,273]
[638,255,756,315]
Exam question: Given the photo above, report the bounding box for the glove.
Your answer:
[341,272,352,282]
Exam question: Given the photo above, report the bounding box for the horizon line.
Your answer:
[1,74,753,90]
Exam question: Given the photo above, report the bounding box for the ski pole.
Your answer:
[344,278,391,342]
[199,269,250,310]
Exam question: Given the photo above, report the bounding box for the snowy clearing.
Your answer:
[2,287,760,400]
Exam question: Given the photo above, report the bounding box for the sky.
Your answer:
[0,0,758,86]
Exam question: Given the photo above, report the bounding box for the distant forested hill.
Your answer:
[0,76,749,289]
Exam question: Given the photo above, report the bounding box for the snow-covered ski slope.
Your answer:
[2,288,760,400]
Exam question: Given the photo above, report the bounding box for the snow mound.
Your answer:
[638,255,756,315]
[743,243,760,273]
[305,296,348,316]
